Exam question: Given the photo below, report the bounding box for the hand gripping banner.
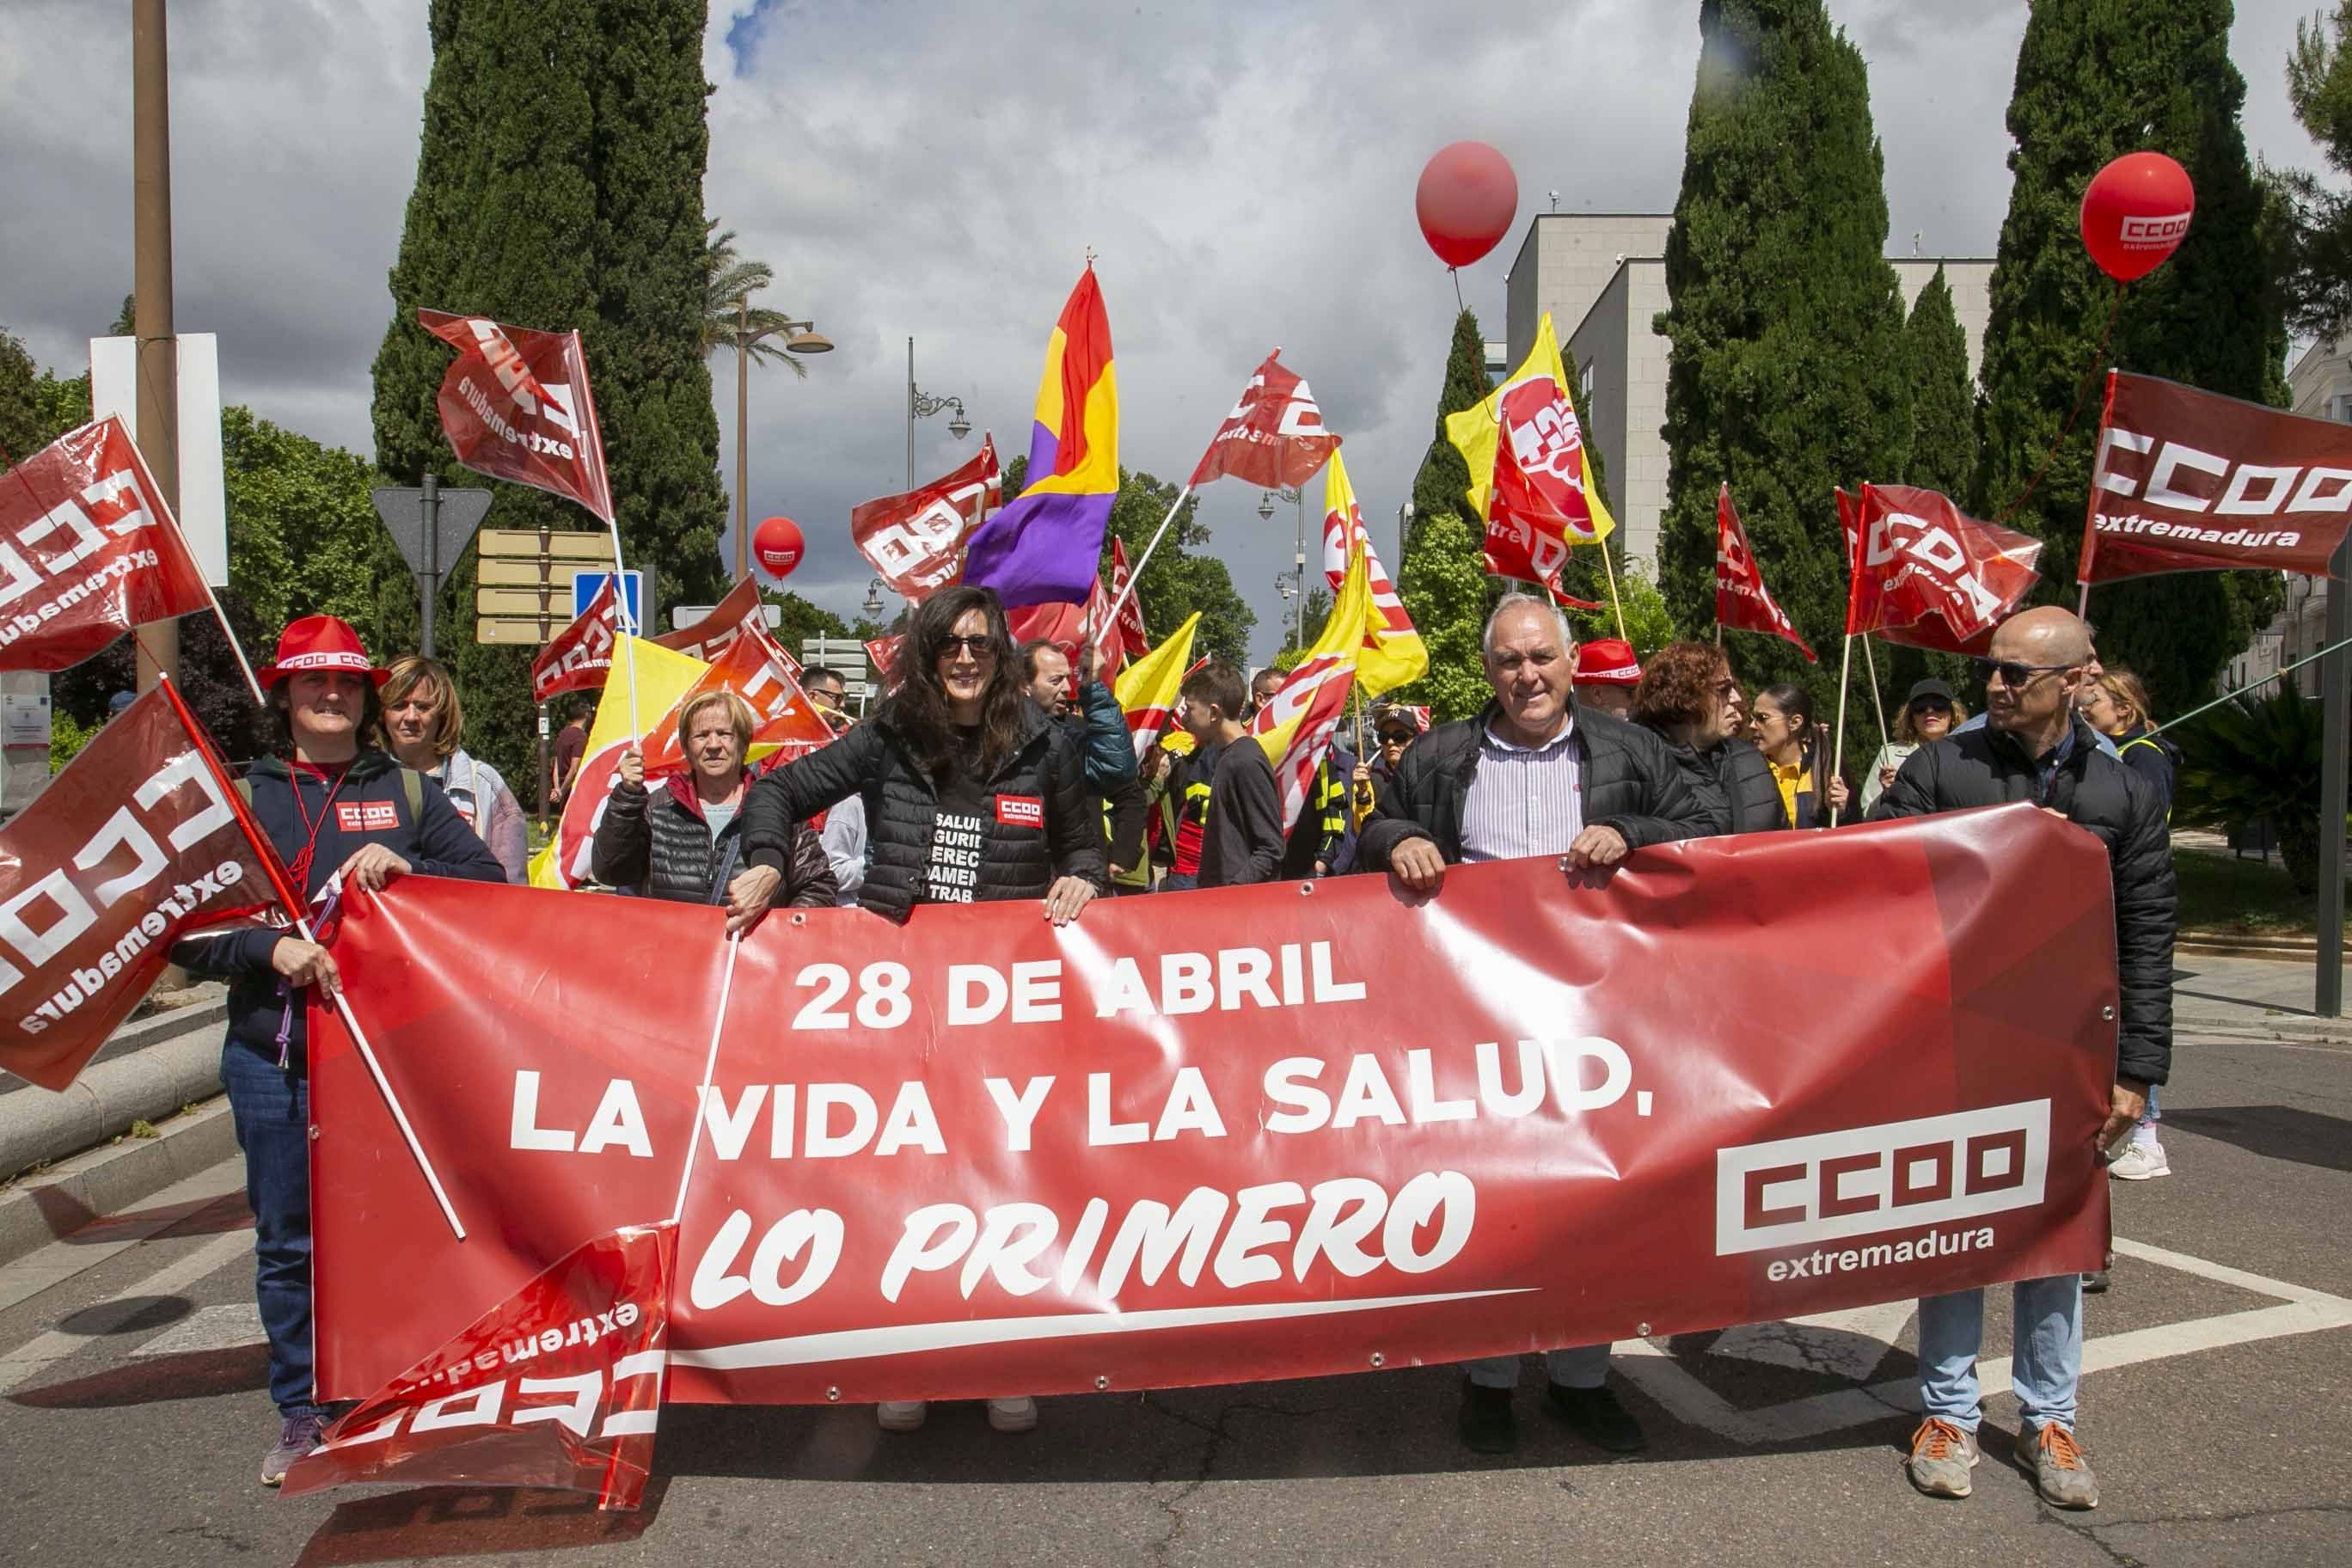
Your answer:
[314,805,2113,1407]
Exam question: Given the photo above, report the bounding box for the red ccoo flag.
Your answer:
[1189,350,1341,490]
[419,310,614,523]
[851,438,1002,601]
[1106,537,1148,659]
[1715,484,1816,662]
[0,687,279,1090]
[1847,484,2042,655]
[654,577,798,673]
[0,417,212,672]
[283,1223,675,1511]
[640,623,833,776]
[530,574,622,702]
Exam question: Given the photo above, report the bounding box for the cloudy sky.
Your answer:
[0,0,2334,659]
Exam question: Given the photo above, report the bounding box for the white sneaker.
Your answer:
[2109,1141,2171,1180]
[986,1397,1038,1433]
[876,1400,928,1431]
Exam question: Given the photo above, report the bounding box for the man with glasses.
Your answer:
[1869,606,2174,1511]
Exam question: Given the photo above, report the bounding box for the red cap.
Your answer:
[1573,638,1642,686]
[257,615,390,689]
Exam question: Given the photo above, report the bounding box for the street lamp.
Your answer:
[1257,491,1277,522]
[730,294,831,581]
[907,336,970,489]
[1276,486,1307,647]
[862,578,885,622]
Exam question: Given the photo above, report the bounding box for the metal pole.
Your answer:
[536,700,550,834]
[2319,542,2348,1017]
[735,297,750,582]
[906,336,916,492]
[419,471,439,658]
[1294,489,1308,647]
[132,0,179,693]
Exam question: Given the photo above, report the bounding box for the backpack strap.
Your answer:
[400,766,425,822]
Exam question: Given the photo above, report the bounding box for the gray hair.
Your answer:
[1481,591,1577,658]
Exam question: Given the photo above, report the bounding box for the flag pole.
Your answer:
[1859,632,1892,756]
[671,930,743,1227]
[156,674,466,1240]
[1597,536,1629,643]
[113,420,267,705]
[1828,634,1853,829]
[1095,486,1191,653]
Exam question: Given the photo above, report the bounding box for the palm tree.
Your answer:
[704,221,808,377]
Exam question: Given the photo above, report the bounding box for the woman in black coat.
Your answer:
[1631,641,1784,834]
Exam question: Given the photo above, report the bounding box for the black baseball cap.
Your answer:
[1907,678,1956,705]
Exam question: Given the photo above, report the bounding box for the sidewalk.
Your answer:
[2170,952,2352,1043]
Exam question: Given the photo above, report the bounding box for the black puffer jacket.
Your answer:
[742,701,1104,922]
[591,770,836,908]
[1357,699,1712,869]
[1869,717,2175,1086]
[1646,729,1789,836]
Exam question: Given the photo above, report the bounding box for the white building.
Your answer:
[1502,211,1992,573]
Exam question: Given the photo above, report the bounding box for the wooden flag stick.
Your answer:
[1598,536,1629,644]
[1828,633,1853,830]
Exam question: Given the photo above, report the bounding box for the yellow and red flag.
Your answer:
[1251,541,1376,832]
[528,636,709,889]
[1445,313,1614,604]
[1112,611,1202,762]
[1319,452,1425,699]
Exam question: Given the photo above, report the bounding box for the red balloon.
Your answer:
[2079,152,2195,283]
[753,515,804,579]
[1416,142,1519,270]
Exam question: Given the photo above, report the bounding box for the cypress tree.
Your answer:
[1408,309,1492,526]
[1975,0,2282,716]
[1655,0,1913,771]
[371,1,725,782]
[1396,309,1501,715]
[1904,267,1975,498]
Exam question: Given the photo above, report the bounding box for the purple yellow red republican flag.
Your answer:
[964,267,1119,607]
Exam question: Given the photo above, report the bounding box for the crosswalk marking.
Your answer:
[0,1230,252,1396]
[130,1302,265,1358]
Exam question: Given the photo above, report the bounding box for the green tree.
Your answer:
[371,0,726,784]
[1393,510,1496,720]
[1409,309,1491,529]
[763,589,852,656]
[1098,468,1254,665]
[1975,0,2282,718]
[2279,4,2352,339]
[1655,0,1914,772]
[1904,266,1975,497]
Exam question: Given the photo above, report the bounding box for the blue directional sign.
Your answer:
[572,570,646,633]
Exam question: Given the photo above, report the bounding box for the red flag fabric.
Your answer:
[1846,484,2042,652]
[640,624,833,777]
[1482,456,1603,610]
[285,1223,674,1510]
[0,417,211,671]
[849,438,1002,601]
[1008,596,1124,686]
[1107,537,1148,658]
[653,578,796,674]
[864,634,903,690]
[418,310,614,523]
[530,575,621,702]
[0,688,278,1090]
[1714,484,1816,662]
[2081,370,2352,584]
[1187,350,1342,489]
[313,805,2114,1407]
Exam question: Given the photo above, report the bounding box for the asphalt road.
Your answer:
[1,958,2345,1568]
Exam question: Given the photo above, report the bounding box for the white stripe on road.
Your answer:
[129,1302,265,1358]
[0,1230,252,1396]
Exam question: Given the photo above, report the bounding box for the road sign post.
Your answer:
[371,478,493,658]
[470,530,634,648]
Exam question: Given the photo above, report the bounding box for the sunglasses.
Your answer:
[936,634,997,659]
[1908,698,1952,714]
[1970,656,2077,688]
[1375,729,1414,744]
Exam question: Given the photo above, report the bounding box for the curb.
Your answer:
[0,994,229,1179]
[0,1096,239,1268]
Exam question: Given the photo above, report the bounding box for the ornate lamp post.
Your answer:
[906,337,970,490]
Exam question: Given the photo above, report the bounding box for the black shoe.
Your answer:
[1545,1381,1647,1453]
[2081,1270,2110,1294]
[1457,1380,1516,1455]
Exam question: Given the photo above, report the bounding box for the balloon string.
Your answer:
[1451,267,1464,313]
[1992,277,2125,528]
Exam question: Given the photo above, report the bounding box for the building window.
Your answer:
[1580,358,1596,405]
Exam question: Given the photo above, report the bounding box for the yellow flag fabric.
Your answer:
[1112,610,1203,761]
[528,635,711,890]
[1443,312,1617,542]
[1320,451,1426,699]
[1250,541,1375,831]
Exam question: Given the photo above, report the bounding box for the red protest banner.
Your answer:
[0,418,211,672]
[419,310,614,523]
[285,1223,674,1510]
[652,577,795,672]
[2081,370,2352,583]
[313,805,2112,1406]
[1847,484,2042,654]
[1188,351,1341,490]
[0,688,277,1090]
[640,625,832,777]
[530,574,620,702]
[1716,484,1816,662]
[851,438,1001,601]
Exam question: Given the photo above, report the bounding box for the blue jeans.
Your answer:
[2135,1083,2162,1142]
[221,1038,316,1419]
[1465,1344,1609,1390]
[1917,1275,2080,1434]
[1160,873,1198,893]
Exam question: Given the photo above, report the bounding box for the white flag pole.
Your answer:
[1094,485,1191,654]
[670,931,744,1227]
[1828,634,1853,829]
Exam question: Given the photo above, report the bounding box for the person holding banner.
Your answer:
[1869,606,2174,1510]
[1749,682,1848,829]
[377,656,529,883]
[1356,593,1710,1455]
[1631,642,1782,834]
[592,690,835,921]
[168,616,507,1486]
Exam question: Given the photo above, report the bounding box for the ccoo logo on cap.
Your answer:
[258,615,392,689]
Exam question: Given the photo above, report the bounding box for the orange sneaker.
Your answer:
[1905,1417,1979,1498]
[2030,1423,2098,1510]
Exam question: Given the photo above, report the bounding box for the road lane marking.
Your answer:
[129,1302,264,1358]
[0,1230,251,1396]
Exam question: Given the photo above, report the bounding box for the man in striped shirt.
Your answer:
[1357,592,1711,1457]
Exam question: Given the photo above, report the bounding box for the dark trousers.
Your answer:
[221,1038,315,1418]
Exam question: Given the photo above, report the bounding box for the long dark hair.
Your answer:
[884,585,1027,774]
[1758,680,1836,799]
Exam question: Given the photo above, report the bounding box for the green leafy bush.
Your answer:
[2171,676,2333,893]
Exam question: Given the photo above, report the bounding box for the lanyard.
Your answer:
[286,762,352,894]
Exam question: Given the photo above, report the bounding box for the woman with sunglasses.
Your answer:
[1860,678,1969,816]
[1749,682,1850,828]
[1350,701,1421,829]
[1631,641,1783,833]
[741,584,1103,1436]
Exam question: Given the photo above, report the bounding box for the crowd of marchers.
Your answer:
[165,583,2179,1511]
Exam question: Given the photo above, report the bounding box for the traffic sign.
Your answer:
[476,587,575,618]
[571,570,646,631]
[371,477,493,658]
[671,602,783,631]
[478,529,612,561]
[477,619,558,646]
